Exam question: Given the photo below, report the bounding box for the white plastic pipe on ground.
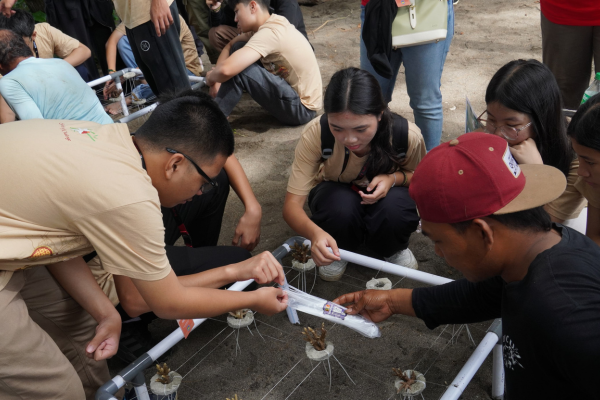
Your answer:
[330,248,453,286]
[492,343,505,399]
[439,330,499,400]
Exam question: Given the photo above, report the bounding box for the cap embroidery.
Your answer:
[489,147,494,151]
[458,170,464,175]
[502,144,521,178]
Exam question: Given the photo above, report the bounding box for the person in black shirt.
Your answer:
[333,132,600,399]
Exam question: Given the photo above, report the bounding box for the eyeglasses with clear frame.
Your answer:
[166,148,218,194]
[477,110,532,141]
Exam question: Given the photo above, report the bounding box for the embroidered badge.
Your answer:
[141,40,151,52]
[503,335,524,370]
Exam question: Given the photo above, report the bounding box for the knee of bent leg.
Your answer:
[310,184,362,224]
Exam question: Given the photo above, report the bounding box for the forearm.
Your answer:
[105,39,120,72]
[0,95,15,123]
[412,278,504,329]
[392,170,414,187]
[388,288,416,317]
[64,44,91,67]
[47,257,119,322]
[225,155,261,213]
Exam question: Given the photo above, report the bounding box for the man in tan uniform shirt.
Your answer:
[0,91,287,399]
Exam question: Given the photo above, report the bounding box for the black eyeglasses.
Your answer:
[166,148,218,193]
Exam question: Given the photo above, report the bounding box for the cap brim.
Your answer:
[494,164,567,215]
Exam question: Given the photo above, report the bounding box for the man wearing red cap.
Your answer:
[334,132,600,398]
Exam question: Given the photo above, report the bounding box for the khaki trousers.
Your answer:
[0,268,110,400]
[541,13,600,110]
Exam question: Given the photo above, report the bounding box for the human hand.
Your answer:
[209,82,221,98]
[333,290,396,323]
[206,0,222,10]
[234,251,285,285]
[252,287,288,315]
[103,80,117,100]
[509,138,543,165]
[86,314,121,361]
[359,173,395,205]
[232,206,261,250]
[310,230,340,266]
[0,0,16,17]
[151,0,174,37]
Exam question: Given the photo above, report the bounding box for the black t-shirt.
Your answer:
[412,225,600,399]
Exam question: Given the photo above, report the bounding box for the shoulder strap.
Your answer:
[320,114,334,160]
[391,113,409,160]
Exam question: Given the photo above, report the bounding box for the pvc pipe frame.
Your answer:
[95,237,306,400]
[439,319,503,400]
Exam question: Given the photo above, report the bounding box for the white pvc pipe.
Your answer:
[117,103,157,123]
[492,344,505,399]
[188,76,205,83]
[114,79,129,117]
[134,384,151,400]
[439,331,499,400]
[87,74,115,87]
[146,279,254,361]
[330,248,453,286]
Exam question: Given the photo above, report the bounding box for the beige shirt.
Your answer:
[116,17,202,76]
[288,116,426,196]
[244,14,322,111]
[113,0,174,29]
[0,119,171,292]
[34,23,80,59]
[546,159,587,221]
[574,177,600,209]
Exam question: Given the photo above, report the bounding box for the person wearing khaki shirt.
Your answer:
[205,0,321,126]
[0,92,288,399]
[283,69,426,281]
[112,0,191,95]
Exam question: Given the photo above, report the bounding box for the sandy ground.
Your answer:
[110,1,545,398]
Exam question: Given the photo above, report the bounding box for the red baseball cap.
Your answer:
[409,132,566,224]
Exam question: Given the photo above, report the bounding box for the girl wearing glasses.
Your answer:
[283,68,426,280]
[478,59,587,229]
[567,93,600,246]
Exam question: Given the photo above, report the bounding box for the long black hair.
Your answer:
[485,59,573,176]
[567,93,600,151]
[324,68,402,180]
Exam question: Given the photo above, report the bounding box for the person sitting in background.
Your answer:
[206,0,321,126]
[334,132,600,399]
[283,68,425,281]
[477,59,587,231]
[0,9,93,81]
[567,93,600,247]
[0,29,112,124]
[103,15,203,115]
[206,0,309,53]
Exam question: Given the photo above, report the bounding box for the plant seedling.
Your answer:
[392,368,416,393]
[155,363,172,384]
[291,243,312,264]
[229,309,250,319]
[302,322,327,351]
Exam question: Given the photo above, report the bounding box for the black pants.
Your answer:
[117,169,252,321]
[308,182,420,258]
[126,1,191,96]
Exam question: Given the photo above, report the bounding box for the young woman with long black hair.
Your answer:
[567,93,600,246]
[283,68,426,280]
[478,59,587,227]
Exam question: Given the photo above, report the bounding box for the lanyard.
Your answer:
[132,137,193,248]
[32,39,39,58]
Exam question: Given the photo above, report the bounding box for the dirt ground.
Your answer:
[111,1,545,398]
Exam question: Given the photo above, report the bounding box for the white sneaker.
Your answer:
[385,249,418,270]
[318,260,347,281]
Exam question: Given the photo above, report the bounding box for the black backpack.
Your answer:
[320,113,409,177]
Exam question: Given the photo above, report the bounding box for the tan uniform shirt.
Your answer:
[574,177,600,209]
[115,16,202,76]
[0,119,171,292]
[34,23,80,59]
[113,0,174,29]
[288,116,426,196]
[546,159,587,220]
[244,14,323,111]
